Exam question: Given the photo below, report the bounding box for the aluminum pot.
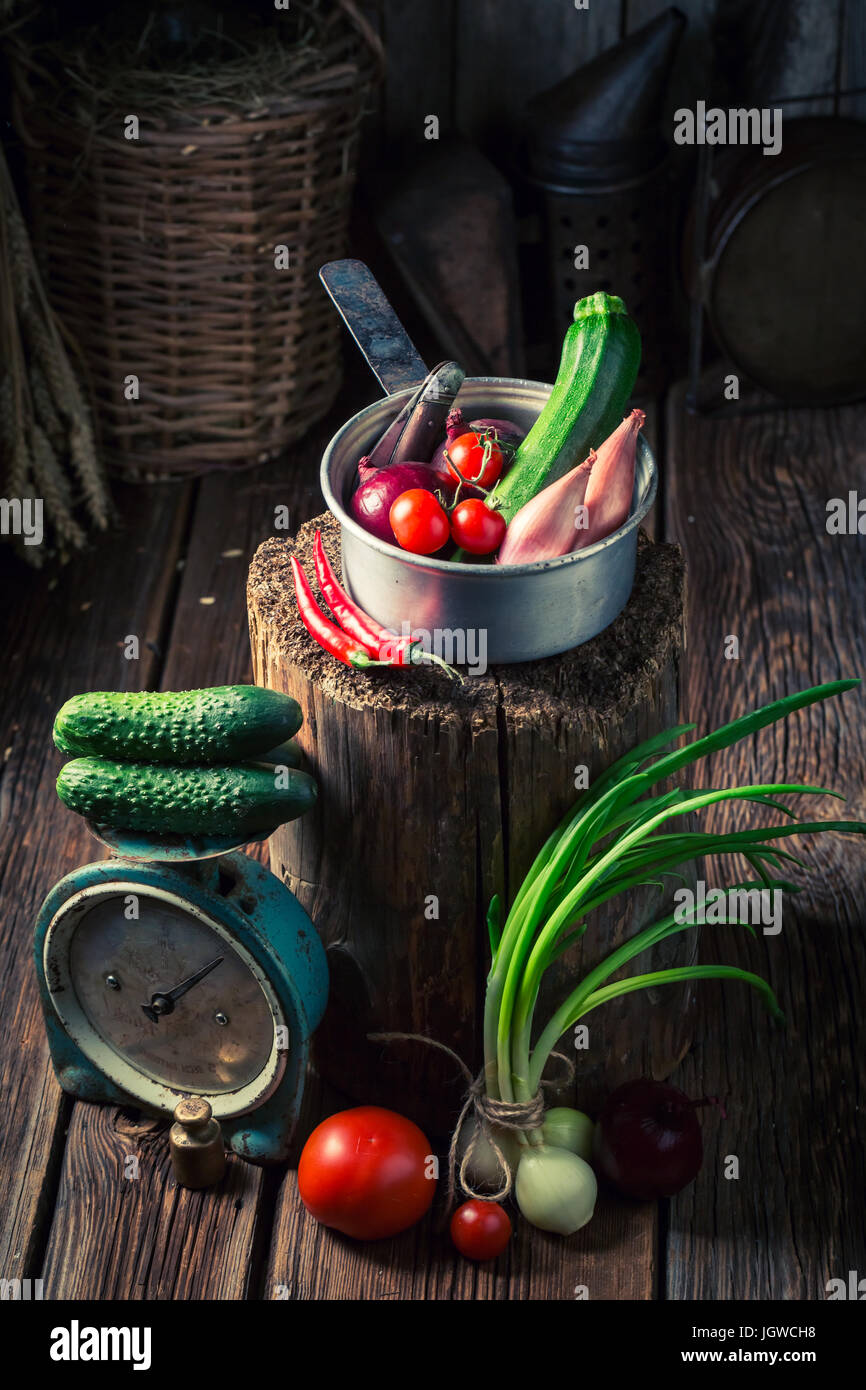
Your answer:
[321,376,657,665]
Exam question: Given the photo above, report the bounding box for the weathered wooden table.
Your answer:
[2,375,863,1300]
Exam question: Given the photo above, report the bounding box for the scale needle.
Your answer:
[141,955,225,1023]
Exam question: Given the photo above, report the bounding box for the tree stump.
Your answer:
[248,513,695,1136]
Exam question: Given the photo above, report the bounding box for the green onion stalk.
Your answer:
[479,680,865,1231]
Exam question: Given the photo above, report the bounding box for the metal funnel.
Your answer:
[525,7,687,188]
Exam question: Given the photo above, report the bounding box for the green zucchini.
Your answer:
[490,291,641,523]
[53,686,302,764]
[56,758,317,836]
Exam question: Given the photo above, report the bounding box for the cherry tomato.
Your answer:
[389,488,450,555]
[298,1106,436,1240]
[450,498,506,555]
[450,1199,512,1260]
[444,431,504,489]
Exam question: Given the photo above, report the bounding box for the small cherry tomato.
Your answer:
[444,431,504,489]
[450,1199,512,1261]
[389,488,451,555]
[298,1106,436,1240]
[450,498,506,555]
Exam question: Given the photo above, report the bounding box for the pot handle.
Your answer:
[319,259,429,397]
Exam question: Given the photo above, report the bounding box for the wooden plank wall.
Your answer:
[663,389,866,1299]
[372,0,864,148]
[841,0,866,118]
[0,486,193,1288]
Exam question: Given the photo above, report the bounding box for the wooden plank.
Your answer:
[454,0,622,145]
[377,138,526,375]
[663,381,866,1298]
[737,0,842,114]
[161,372,375,699]
[39,470,279,1300]
[266,1079,657,1301]
[41,1107,264,1300]
[0,482,192,1286]
[349,1,388,183]
[267,1190,656,1301]
[628,1,842,117]
[381,0,457,150]
[840,0,866,118]
[38,378,375,1298]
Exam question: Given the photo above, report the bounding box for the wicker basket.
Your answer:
[10,3,382,479]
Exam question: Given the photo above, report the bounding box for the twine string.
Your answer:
[367,1031,575,1210]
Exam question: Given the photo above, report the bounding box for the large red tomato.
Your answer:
[298,1106,436,1240]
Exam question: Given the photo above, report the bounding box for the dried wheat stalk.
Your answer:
[0,140,111,562]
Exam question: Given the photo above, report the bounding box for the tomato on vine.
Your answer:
[444,431,505,489]
[450,498,506,555]
[389,488,451,555]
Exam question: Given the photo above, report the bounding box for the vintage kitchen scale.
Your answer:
[35,819,328,1163]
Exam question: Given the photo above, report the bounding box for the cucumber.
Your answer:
[490,291,641,524]
[56,758,316,837]
[53,686,302,764]
[257,739,302,768]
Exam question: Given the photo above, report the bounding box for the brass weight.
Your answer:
[170,1098,227,1189]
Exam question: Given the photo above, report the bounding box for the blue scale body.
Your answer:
[35,851,328,1163]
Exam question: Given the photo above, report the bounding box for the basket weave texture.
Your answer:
[11,8,380,478]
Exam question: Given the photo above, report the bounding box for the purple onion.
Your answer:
[350,462,454,545]
[592,1078,710,1200]
[469,417,525,441]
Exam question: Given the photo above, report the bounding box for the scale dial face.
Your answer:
[44,884,287,1118]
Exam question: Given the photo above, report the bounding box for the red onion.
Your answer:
[350,462,454,545]
[469,417,525,443]
[592,1078,722,1200]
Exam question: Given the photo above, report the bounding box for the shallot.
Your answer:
[573,408,645,550]
[497,452,594,565]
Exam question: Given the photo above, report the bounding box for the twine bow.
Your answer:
[367,1032,575,1210]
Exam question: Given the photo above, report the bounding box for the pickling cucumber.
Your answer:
[53,686,302,764]
[490,291,641,524]
[56,758,316,836]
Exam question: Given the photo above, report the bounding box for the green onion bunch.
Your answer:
[479,679,865,1234]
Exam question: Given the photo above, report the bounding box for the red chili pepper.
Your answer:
[313,531,417,667]
[290,556,384,669]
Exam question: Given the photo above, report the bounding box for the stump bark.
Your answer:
[248,513,694,1135]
